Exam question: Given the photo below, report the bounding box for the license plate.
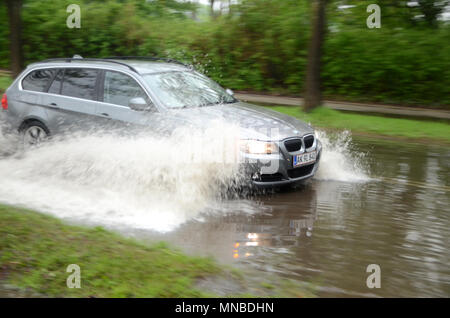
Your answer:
[293,151,316,167]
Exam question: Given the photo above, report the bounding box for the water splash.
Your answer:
[0,122,370,232]
[0,118,19,156]
[0,123,245,232]
[314,130,370,182]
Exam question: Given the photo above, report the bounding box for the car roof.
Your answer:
[27,58,191,75]
[117,60,191,74]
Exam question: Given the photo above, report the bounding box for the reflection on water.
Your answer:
[146,136,450,297]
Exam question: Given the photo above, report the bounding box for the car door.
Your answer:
[16,68,57,128]
[45,68,101,135]
[94,70,157,133]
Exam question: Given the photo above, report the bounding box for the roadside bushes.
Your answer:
[322,27,450,106]
[0,0,448,107]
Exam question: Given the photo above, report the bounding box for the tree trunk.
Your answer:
[6,0,23,78]
[304,0,326,112]
[210,0,215,19]
[191,0,197,20]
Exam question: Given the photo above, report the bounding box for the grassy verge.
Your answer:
[0,204,224,297]
[0,204,317,298]
[270,106,450,144]
[0,74,13,94]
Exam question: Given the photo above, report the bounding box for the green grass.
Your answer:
[0,74,13,94]
[0,204,224,297]
[270,106,450,143]
[0,204,317,298]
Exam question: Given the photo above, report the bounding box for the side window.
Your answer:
[61,68,98,100]
[22,69,55,92]
[48,69,64,94]
[103,71,150,107]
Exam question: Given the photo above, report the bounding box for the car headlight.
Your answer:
[240,140,278,154]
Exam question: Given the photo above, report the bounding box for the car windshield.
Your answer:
[143,71,236,109]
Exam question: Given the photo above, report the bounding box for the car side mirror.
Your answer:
[129,97,151,111]
[226,88,234,96]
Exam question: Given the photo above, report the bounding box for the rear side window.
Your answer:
[103,71,149,107]
[61,68,99,101]
[22,69,55,92]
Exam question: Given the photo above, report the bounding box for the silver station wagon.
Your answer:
[0,56,322,187]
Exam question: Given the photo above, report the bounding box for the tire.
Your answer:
[20,120,50,149]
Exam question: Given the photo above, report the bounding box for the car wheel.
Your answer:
[21,121,49,149]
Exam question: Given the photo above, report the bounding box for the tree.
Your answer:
[417,0,447,27]
[304,0,326,111]
[210,0,216,18]
[191,0,198,20]
[6,0,23,78]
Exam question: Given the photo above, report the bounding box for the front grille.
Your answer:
[260,173,284,182]
[284,139,302,152]
[287,164,314,179]
[304,135,314,148]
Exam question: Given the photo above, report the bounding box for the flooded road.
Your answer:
[140,136,450,297]
[1,126,449,297]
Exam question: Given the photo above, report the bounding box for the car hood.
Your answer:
[165,101,314,141]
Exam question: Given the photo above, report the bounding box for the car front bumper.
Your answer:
[241,138,322,188]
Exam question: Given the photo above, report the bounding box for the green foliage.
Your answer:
[0,74,13,93]
[322,26,450,106]
[415,0,448,27]
[0,4,9,69]
[0,0,448,107]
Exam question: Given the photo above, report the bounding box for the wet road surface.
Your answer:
[141,136,450,297]
[1,127,448,297]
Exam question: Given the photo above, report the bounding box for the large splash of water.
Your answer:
[0,122,246,232]
[0,122,369,232]
[314,130,369,182]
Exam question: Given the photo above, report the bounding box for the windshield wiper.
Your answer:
[203,99,237,106]
[177,99,237,108]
